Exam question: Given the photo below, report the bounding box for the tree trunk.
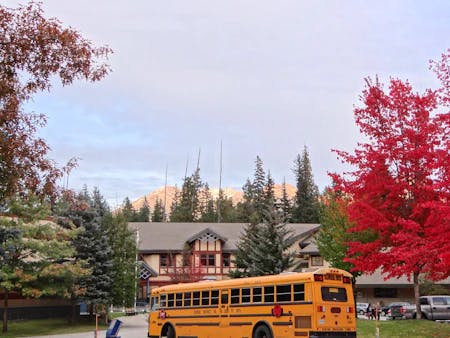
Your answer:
[413,272,421,319]
[68,299,77,324]
[2,290,8,333]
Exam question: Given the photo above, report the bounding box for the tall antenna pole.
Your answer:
[218,140,223,223]
[184,157,189,179]
[196,148,201,171]
[163,164,168,222]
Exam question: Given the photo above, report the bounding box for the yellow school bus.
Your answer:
[148,267,356,338]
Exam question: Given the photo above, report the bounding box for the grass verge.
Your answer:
[357,318,450,338]
[0,317,108,337]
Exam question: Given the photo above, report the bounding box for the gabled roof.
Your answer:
[130,222,321,253]
[186,227,228,244]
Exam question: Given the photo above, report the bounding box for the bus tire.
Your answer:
[161,324,176,338]
[253,324,272,338]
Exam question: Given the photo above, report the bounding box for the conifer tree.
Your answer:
[217,191,237,223]
[199,184,217,222]
[57,190,114,320]
[231,212,296,277]
[253,156,267,221]
[121,197,138,222]
[280,178,292,222]
[102,212,136,309]
[235,178,255,222]
[1,196,87,332]
[291,147,320,223]
[137,197,150,222]
[152,198,165,222]
[170,169,203,222]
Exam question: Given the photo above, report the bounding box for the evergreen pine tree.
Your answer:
[137,197,150,222]
[122,197,138,222]
[217,190,236,223]
[291,146,320,223]
[264,171,276,213]
[253,156,267,221]
[57,191,114,320]
[235,178,254,223]
[199,184,217,222]
[231,212,296,277]
[1,195,87,331]
[170,169,203,222]
[91,187,110,217]
[280,178,292,222]
[152,198,165,222]
[103,212,137,308]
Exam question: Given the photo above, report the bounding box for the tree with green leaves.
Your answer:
[316,188,360,276]
[291,147,320,223]
[231,213,296,277]
[1,196,87,332]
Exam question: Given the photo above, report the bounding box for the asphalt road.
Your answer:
[24,314,149,338]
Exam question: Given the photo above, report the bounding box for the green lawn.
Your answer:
[357,319,450,338]
[1,317,449,338]
[0,317,108,338]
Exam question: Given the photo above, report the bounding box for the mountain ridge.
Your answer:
[131,184,296,212]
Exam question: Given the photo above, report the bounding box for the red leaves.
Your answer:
[333,57,450,281]
[0,2,111,203]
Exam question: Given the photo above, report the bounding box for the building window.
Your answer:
[200,254,215,266]
[374,288,397,298]
[160,254,173,267]
[222,253,230,267]
[311,255,323,266]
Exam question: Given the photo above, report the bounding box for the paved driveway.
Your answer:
[24,314,148,338]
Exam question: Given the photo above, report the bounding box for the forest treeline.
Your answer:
[122,148,321,224]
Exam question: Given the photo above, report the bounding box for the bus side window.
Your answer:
[150,296,159,311]
[160,294,167,308]
[193,291,200,306]
[231,288,240,304]
[202,290,210,306]
[294,284,305,301]
[221,290,229,305]
[264,286,274,303]
[211,290,219,305]
[252,287,262,303]
[276,284,291,302]
[176,293,183,307]
[183,292,191,307]
[242,288,251,303]
[168,293,174,308]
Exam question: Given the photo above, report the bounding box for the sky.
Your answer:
[4,0,450,208]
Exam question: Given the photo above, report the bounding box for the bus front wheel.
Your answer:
[253,324,272,338]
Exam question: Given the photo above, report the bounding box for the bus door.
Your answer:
[219,289,230,327]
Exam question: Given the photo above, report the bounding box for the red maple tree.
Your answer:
[332,52,450,319]
[0,2,111,204]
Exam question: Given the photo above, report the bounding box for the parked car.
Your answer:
[135,301,148,313]
[386,302,410,320]
[404,296,450,320]
[357,302,369,315]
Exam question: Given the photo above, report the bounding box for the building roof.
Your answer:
[130,222,321,253]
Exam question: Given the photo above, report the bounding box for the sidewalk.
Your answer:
[23,314,148,338]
